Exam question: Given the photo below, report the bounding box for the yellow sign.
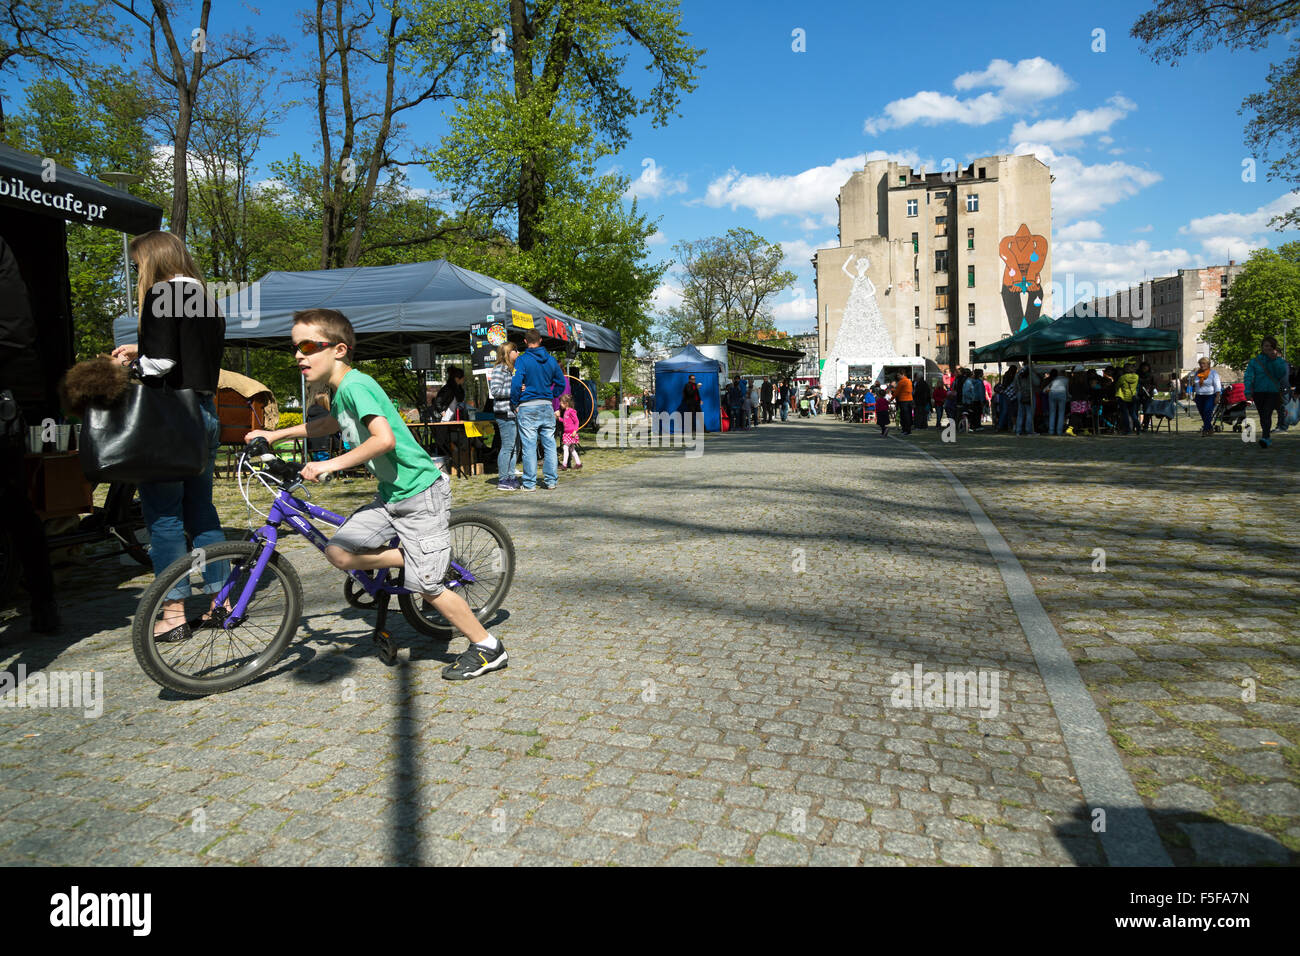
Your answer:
[510,310,533,329]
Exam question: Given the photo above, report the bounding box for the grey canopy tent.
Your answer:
[113,259,621,358]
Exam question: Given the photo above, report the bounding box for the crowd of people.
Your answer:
[816,340,1297,444]
[717,375,822,428]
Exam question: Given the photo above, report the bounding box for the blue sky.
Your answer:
[27,0,1295,335]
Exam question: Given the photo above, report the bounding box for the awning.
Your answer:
[0,144,164,234]
[723,338,806,364]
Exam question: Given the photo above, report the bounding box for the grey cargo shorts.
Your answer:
[328,475,452,596]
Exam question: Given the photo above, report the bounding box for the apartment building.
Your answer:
[814,154,1053,373]
[1087,263,1246,378]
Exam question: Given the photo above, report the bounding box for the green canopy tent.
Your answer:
[972,304,1179,364]
[970,316,1054,364]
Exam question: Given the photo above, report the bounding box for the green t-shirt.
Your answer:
[332,368,442,502]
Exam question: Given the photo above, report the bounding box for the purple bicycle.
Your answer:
[132,438,515,696]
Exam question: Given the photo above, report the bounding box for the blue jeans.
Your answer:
[138,394,227,601]
[1119,399,1139,434]
[1049,393,1067,434]
[997,395,1013,430]
[1015,402,1034,434]
[779,401,788,421]
[516,401,557,489]
[495,417,517,482]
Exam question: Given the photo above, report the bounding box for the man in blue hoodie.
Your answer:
[1243,335,1291,449]
[511,328,566,489]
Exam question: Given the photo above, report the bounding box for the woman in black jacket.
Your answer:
[111,231,225,641]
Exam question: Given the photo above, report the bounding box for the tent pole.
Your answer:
[300,374,308,466]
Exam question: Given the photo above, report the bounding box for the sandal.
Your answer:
[154,622,193,643]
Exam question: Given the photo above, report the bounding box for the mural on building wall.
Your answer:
[821,254,902,393]
[999,223,1048,331]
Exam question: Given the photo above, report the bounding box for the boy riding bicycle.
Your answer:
[246,308,506,680]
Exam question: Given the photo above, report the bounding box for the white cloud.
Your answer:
[646,230,668,246]
[1014,141,1161,219]
[1056,220,1104,241]
[778,236,837,272]
[1134,224,1154,233]
[1053,239,1196,300]
[1009,95,1135,148]
[865,57,1071,134]
[624,159,687,201]
[1197,236,1258,262]
[772,286,817,323]
[1179,191,1299,237]
[698,150,925,224]
[953,57,1073,102]
[652,282,683,314]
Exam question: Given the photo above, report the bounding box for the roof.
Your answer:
[0,144,164,234]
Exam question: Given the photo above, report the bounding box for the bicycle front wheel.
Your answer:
[132,540,303,696]
[400,511,515,638]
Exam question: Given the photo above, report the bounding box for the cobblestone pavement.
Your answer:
[0,412,1286,865]
[882,408,1299,865]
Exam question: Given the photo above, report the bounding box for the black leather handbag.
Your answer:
[80,370,207,483]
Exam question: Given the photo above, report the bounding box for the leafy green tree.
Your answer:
[423,0,703,253]
[659,228,795,364]
[1132,2,1300,228]
[1203,242,1300,369]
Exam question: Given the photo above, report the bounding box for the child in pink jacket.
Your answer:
[557,393,582,469]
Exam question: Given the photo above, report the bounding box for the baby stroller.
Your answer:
[798,398,811,418]
[1213,382,1250,432]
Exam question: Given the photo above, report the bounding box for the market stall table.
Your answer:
[408,419,496,477]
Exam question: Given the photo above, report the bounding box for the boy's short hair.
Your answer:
[293,308,356,361]
[523,328,542,346]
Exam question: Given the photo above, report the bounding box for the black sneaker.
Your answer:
[442,640,508,680]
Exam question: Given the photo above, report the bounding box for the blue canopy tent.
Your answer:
[654,345,723,433]
[113,259,622,358]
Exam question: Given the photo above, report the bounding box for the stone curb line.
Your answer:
[888,436,1173,867]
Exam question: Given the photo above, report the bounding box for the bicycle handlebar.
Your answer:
[242,437,331,493]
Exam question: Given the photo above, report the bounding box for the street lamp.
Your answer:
[101,170,143,325]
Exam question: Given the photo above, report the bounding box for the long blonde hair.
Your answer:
[130,230,204,325]
[496,342,519,369]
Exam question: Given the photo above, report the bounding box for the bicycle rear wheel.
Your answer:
[400,511,515,638]
[132,540,302,696]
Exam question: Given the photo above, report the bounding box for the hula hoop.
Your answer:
[566,375,596,429]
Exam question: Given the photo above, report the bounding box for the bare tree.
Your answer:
[307,0,487,269]
[110,0,285,237]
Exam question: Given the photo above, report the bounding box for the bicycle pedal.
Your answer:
[373,629,399,666]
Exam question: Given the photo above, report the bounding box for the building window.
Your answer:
[912,231,918,253]
[915,344,921,356]
[966,193,979,212]
[937,323,947,347]
[907,199,918,217]
[1196,311,1205,322]
[935,250,948,272]
[967,264,975,288]
[899,175,907,185]
[968,341,976,363]
[914,306,920,318]
[967,227,974,250]
[968,303,975,324]
[936,285,948,310]
[915,316,920,328]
